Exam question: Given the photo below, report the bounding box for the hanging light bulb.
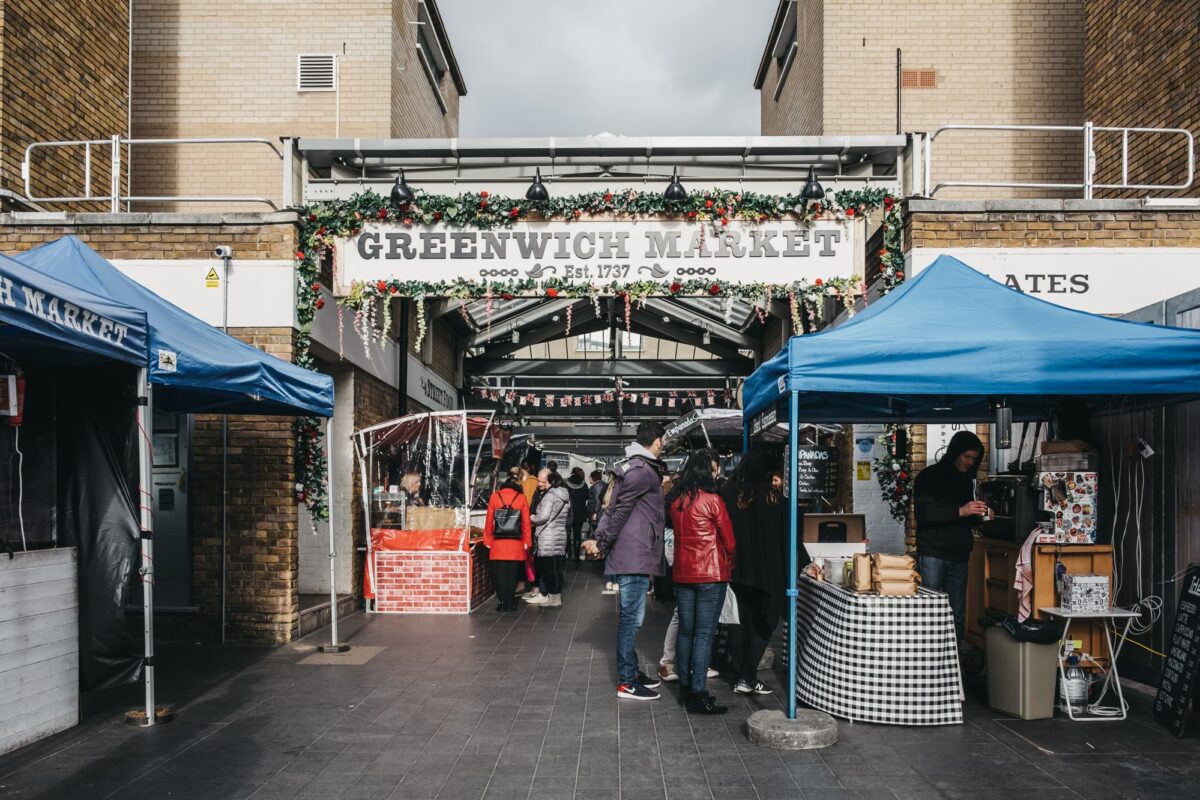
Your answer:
[525,167,550,202]
[801,165,825,204]
[701,328,711,346]
[390,170,415,206]
[511,328,520,344]
[663,167,687,202]
[995,402,1013,449]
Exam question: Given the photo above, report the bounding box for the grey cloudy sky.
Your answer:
[438,0,778,138]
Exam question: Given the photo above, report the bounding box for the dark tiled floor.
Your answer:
[3,563,1200,799]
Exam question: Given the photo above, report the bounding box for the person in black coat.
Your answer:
[721,448,809,695]
[565,467,590,560]
[914,430,989,643]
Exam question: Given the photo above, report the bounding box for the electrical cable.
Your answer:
[14,426,25,551]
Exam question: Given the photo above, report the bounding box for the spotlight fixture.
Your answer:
[995,402,1013,449]
[662,315,670,323]
[525,167,550,202]
[552,314,561,322]
[801,166,824,205]
[663,167,687,202]
[390,170,415,206]
[511,329,520,344]
[933,395,952,412]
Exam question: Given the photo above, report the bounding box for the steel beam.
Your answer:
[628,309,745,360]
[643,298,758,349]
[466,299,577,348]
[476,312,606,359]
[465,358,751,377]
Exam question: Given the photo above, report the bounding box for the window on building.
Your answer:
[775,19,797,69]
[297,54,337,92]
[576,330,643,353]
[418,26,444,84]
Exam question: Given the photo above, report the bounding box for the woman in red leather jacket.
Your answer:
[667,448,736,715]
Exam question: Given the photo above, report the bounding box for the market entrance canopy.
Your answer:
[16,237,333,417]
[0,250,147,365]
[742,255,1200,424]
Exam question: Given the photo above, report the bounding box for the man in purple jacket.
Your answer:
[583,421,667,700]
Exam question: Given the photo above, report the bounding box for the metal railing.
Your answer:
[921,122,1195,198]
[21,136,292,211]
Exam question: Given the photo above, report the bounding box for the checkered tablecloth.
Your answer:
[793,576,964,726]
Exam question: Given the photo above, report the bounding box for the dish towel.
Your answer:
[1014,528,1040,621]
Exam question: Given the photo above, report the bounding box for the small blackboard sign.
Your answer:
[785,446,838,499]
[1154,564,1200,737]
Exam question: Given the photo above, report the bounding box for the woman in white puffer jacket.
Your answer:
[527,469,570,608]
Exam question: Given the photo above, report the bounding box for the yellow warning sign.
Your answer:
[856,460,872,481]
[205,267,220,288]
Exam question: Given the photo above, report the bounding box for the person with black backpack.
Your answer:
[484,468,533,612]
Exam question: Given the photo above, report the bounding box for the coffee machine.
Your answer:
[978,476,1047,540]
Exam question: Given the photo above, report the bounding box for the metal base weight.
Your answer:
[746,709,838,750]
[125,707,175,727]
[318,643,351,654]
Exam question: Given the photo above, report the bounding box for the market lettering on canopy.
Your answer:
[335,219,858,294]
[0,276,132,348]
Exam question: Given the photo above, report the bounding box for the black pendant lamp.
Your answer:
[525,168,550,202]
[663,167,687,202]
[390,170,415,206]
[801,165,825,203]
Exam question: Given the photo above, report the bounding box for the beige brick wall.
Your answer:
[906,209,1200,250]
[130,0,460,211]
[0,0,129,210]
[1084,0,1200,198]
[760,1,1086,198]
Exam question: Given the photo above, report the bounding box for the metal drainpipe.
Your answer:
[398,300,409,414]
[220,251,232,643]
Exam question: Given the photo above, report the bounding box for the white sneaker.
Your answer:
[525,593,549,605]
[521,590,541,600]
[706,667,719,679]
[602,582,618,595]
[543,594,562,608]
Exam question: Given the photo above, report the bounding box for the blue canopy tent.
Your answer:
[741,255,1200,718]
[16,237,337,725]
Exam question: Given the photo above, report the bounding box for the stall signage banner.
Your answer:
[336,219,858,294]
[909,247,1200,315]
[1155,564,1200,737]
[0,275,140,360]
[784,445,839,499]
[751,406,777,436]
[407,354,458,411]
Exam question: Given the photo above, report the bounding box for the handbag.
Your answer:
[718,585,740,625]
[492,491,523,540]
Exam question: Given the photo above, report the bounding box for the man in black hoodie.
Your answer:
[913,430,990,644]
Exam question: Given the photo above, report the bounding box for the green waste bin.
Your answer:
[985,624,1059,719]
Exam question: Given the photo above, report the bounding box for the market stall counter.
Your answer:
[356,412,496,614]
[793,575,964,726]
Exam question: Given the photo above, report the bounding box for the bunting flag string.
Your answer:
[473,386,735,409]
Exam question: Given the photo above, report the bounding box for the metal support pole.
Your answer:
[127,368,172,725]
[1083,121,1095,200]
[787,390,800,720]
[320,410,350,653]
[220,252,231,644]
[109,134,122,213]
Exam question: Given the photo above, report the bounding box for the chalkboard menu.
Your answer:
[1155,564,1200,737]
[785,446,839,499]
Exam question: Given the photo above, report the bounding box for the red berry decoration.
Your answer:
[721,218,728,226]
[311,282,320,292]
[687,210,697,219]
[314,298,325,310]
[510,207,520,217]
[883,195,895,210]
[708,283,721,295]
[845,207,856,217]
[403,218,412,226]
[574,209,582,218]
[376,280,387,293]
[501,292,514,300]
[670,282,682,294]
[295,250,305,260]
[389,286,398,295]
[879,248,888,257]
[814,278,824,286]
[307,214,317,222]
[604,192,613,202]
[433,211,442,221]
[480,199,488,209]
[895,271,904,280]
[812,203,822,215]
[377,208,388,219]
[546,287,559,298]
[705,199,714,209]
[480,191,489,198]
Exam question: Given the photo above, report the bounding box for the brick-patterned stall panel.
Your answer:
[469,546,493,611]
[373,551,470,614]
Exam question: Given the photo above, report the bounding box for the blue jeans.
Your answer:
[918,555,968,643]
[616,575,650,684]
[674,582,726,694]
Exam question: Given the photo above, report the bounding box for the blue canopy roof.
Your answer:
[0,250,147,366]
[17,237,333,417]
[743,255,1200,424]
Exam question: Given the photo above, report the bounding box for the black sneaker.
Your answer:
[686,693,728,715]
[636,670,662,689]
[734,679,772,695]
[617,682,660,700]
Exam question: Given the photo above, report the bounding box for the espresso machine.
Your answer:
[977,475,1048,540]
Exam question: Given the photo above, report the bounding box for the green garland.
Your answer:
[874,424,913,524]
[291,187,905,521]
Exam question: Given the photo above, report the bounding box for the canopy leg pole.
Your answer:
[320,411,350,653]
[788,391,799,720]
[128,368,172,726]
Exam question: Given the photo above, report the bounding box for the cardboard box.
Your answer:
[803,514,866,544]
[1061,573,1110,613]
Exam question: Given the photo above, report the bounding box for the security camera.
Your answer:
[213,246,233,259]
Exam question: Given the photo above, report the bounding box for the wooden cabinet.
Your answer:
[966,536,1020,647]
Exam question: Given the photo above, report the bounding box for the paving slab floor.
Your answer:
[2,563,1200,799]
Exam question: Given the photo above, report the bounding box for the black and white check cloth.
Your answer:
[792,576,964,726]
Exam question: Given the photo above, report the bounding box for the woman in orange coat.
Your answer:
[484,468,533,611]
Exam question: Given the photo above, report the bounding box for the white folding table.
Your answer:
[1039,605,1141,722]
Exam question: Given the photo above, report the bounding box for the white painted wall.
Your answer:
[850,424,905,554]
[110,259,296,328]
[298,369,355,594]
[0,548,79,756]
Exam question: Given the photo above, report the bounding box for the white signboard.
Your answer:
[336,219,859,294]
[407,354,457,411]
[908,247,1200,315]
[925,423,971,466]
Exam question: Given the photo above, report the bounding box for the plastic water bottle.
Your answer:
[1060,654,1089,709]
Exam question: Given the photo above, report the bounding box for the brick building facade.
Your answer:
[756,0,1086,198]
[0,0,129,210]
[1083,0,1200,197]
[130,0,465,211]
